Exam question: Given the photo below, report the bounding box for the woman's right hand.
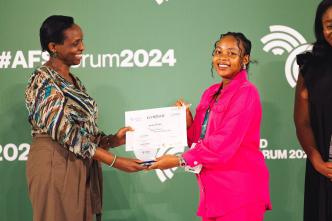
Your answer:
[309,149,332,181]
[312,159,332,181]
[113,157,146,173]
[148,154,180,170]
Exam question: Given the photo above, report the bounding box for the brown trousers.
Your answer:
[26,134,103,221]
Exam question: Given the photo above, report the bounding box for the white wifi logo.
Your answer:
[261,25,313,88]
[154,146,185,182]
[154,0,169,5]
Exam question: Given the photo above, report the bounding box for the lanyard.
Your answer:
[199,85,223,139]
[199,108,211,139]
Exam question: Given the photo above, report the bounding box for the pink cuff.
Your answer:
[182,144,201,167]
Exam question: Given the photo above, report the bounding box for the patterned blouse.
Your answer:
[25,66,105,159]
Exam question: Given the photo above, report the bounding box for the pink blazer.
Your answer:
[183,70,272,217]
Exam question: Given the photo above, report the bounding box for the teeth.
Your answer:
[76,54,82,58]
[218,64,228,68]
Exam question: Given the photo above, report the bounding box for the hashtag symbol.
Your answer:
[0,51,11,69]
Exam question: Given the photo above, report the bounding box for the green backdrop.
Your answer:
[0,0,319,220]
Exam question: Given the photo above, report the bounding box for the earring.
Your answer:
[242,64,246,70]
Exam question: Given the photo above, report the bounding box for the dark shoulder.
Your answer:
[296,52,313,67]
[296,52,317,76]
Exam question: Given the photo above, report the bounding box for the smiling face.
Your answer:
[212,35,249,82]
[49,24,84,66]
[322,6,332,47]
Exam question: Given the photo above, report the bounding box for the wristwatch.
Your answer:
[178,155,187,167]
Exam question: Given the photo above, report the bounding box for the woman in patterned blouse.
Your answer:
[25,15,145,221]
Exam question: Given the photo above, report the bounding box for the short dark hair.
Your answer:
[39,15,74,53]
[313,0,332,56]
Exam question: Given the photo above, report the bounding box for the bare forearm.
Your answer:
[296,125,323,165]
[93,147,145,172]
[93,147,115,165]
[186,109,193,129]
[294,74,323,165]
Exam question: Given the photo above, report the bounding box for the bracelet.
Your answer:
[109,154,117,167]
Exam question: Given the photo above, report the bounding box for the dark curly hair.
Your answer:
[218,32,252,57]
[313,0,332,57]
[39,15,74,54]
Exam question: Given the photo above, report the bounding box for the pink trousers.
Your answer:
[202,203,266,221]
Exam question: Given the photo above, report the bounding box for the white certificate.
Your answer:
[125,106,188,153]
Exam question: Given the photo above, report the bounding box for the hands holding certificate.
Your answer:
[147,99,194,170]
[110,127,148,172]
[148,154,182,170]
[94,126,147,172]
[125,99,194,170]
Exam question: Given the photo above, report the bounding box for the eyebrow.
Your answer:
[215,46,239,50]
[72,38,82,42]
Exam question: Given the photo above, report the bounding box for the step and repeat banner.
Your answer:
[0,0,318,220]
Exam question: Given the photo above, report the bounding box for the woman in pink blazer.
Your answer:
[150,32,272,221]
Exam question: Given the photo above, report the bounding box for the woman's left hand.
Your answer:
[100,127,133,149]
[112,126,133,147]
[148,154,180,170]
